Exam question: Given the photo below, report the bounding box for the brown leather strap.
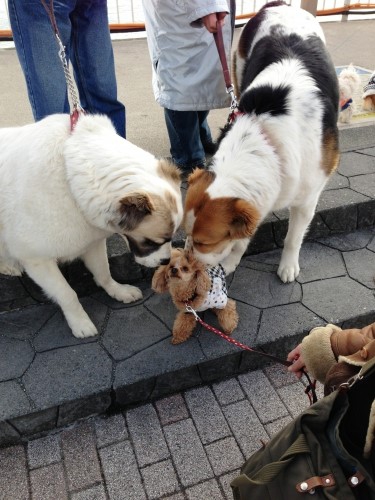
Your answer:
[296,474,335,493]
[348,470,366,488]
[213,21,232,90]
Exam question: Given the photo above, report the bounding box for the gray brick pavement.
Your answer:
[0,365,323,498]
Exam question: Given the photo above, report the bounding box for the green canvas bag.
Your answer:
[231,357,375,499]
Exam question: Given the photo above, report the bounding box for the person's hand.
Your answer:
[287,344,306,379]
[201,12,227,33]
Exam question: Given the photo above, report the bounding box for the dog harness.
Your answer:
[196,264,228,311]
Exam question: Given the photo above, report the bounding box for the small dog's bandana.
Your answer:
[196,264,228,311]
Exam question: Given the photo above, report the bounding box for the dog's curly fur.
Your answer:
[152,248,238,344]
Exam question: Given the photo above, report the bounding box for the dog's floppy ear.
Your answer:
[118,192,154,230]
[151,265,169,294]
[229,199,260,239]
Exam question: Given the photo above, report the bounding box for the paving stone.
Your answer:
[198,301,260,359]
[219,469,241,500]
[265,415,293,437]
[114,338,205,390]
[212,378,245,406]
[10,407,58,436]
[164,419,213,487]
[71,484,107,500]
[33,298,108,352]
[0,445,29,500]
[186,479,225,500]
[238,371,288,423]
[103,305,170,360]
[0,336,34,381]
[223,400,269,457]
[126,403,169,467]
[0,420,20,447]
[343,248,375,288]
[350,172,375,199]
[155,393,189,426]
[57,392,111,428]
[302,276,375,324]
[360,147,375,157]
[163,495,185,500]
[316,229,374,251]
[0,304,56,339]
[94,413,128,448]
[22,344,112,409]
[27,433,61,469]
[61,421,102,492]
[338,151,375,176]
[296,242,346,283]
[184,386,230,444]
[99,441,146,500]
[30,462,68,500]
[258,303,323,343]
[278,382,312,418]
[230,267,301,308]
[0,380,32,420]
[141,459,179,499]
[0,275,28,304]
[205,437,244,476]
[263,363,298,388]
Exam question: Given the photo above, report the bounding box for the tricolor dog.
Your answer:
[184,1,339,282]
[0,114,183,338]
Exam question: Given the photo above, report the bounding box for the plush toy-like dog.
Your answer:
[152,248,239,344]
[338,64,361,124]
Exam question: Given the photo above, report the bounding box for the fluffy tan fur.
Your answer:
[152,248,239,344]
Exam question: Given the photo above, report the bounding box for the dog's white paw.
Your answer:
[70,316,98,338]
[107,283,143,303]
[277,262,300,283]
[0,261,23,276]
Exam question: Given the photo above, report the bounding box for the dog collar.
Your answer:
[340,98,353,111]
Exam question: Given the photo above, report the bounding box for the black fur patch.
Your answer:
[239,84,290,116]
[240,33,339,130]
[237,1,287,58]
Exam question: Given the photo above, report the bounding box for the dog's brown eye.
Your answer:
[182,266,189,273]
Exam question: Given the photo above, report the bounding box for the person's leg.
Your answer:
[8,0,74,120]
[164,109,205,171]
[70,0,126,137]
[198,111,217,155]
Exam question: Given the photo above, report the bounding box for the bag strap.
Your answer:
[246,434,310,485]
[358,355,375,379]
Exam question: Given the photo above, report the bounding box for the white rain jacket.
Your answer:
[142,0,233,111]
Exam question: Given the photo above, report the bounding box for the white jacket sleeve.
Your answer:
[187,0,230,26]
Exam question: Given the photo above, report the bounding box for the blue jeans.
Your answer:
[164,109,213,170]
[8,0,126,138]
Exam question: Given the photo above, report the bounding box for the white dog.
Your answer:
[184,2,340,283]
[0,114,183,338]
[338,63,361,123]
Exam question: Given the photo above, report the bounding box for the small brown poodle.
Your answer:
[152,248,239,344]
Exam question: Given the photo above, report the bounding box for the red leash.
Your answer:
[185,304,317,404]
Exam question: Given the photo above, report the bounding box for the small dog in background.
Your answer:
[152,248,239,344]
[338,63,361,123]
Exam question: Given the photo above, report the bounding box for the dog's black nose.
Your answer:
[171,267,178,275]
[160,258,170,266]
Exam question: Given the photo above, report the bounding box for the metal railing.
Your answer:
[1,0,374,41]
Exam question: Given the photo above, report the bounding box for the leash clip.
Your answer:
[185,304,199,320]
